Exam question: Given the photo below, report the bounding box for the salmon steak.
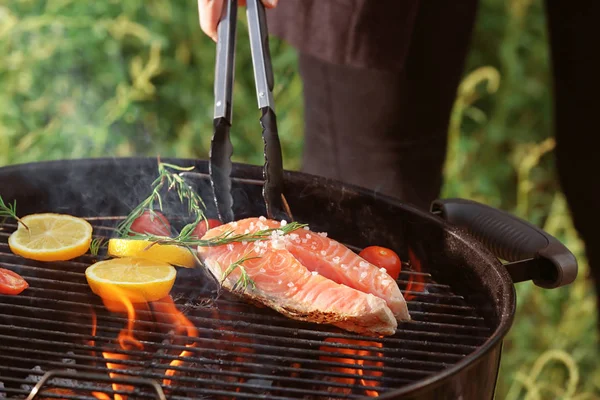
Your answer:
[197,217,410,336]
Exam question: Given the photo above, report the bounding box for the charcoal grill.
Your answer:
[0,157,577,400]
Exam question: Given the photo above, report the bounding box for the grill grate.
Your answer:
[0,218,492,399]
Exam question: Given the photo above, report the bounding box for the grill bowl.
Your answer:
[0,157,566,400]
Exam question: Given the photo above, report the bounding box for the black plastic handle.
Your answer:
[431,198,578,289]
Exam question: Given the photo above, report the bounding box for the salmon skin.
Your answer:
[197,217,409,336]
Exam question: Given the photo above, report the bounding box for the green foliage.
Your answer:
[0,0,303,169]
[1,0,598,398]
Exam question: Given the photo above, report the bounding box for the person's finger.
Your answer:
[262,0,279,8]
[198,0,224,42]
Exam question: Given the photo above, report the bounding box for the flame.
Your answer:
[319,337,384,397]
[152,296,199,387]
[91,392,112,400]
[91,285,147,400]
[404,248,426,301]
[102,351,133,400]
[38,388,78,399]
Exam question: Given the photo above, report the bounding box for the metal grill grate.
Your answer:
[0,217,492,399]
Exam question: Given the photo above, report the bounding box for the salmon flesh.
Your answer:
[197,217,410,336]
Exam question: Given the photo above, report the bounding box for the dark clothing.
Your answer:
[268,1,600,325]
[545,1,600,313]
[292,1,479,209]
[267,0,421,72]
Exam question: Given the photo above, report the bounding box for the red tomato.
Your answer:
[0,268,29,295]
[192,218,223,239]
[129,210,171,236]
[359,246,402,280]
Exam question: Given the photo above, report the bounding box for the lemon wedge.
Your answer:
[8,213,93,261]
[85,257,176,303]
[107,238,196,268]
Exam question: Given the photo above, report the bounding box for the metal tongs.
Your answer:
[209,0,284,223]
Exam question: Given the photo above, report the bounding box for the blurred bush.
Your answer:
[0,0,598,398]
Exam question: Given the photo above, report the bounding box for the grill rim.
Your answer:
[0,156,520,399]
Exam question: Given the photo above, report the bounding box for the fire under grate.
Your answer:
[0,217,492,399]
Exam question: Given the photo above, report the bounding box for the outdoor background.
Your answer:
[1,0,598,398]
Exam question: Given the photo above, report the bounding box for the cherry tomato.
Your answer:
[129,210,172,236]
[359,246,402,280]
[0,267,29,295]
[192,218,223,239]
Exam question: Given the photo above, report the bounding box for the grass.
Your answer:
[1,0,599,398]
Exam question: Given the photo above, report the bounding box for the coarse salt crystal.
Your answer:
[290,233,299,240]
[341,264,348,269]
[306,234,311,239]
[311,271,318,276]
[242,241,248,245]
[227,244,234,251]
[277,229,285,235]
[311,246,317,250]
[278,280,283,284]
[231,221,238,228]
[287,282,295,288]
[379,267,387,273]
[259,216,267,221]
[303,226,310,230]
[244,229,250,234]
[280,220,287,227]
[320,250,327,256]
[271,239,285,250]
[318,232,328,237]
[360,272,368,280]
[333,256,340,264]
[359,261,369,268]
[259,268,266,273]
[301,239,308,244]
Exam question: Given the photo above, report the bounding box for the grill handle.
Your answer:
[431,198,578,289]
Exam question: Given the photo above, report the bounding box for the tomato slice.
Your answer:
[358,246,402,280]
[192,218,223,239]
[0,267,29,295]
[129,210,172,237]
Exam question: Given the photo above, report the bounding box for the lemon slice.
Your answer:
[85,257,176,303]
[8,213,93,261]
[107,238,196,268]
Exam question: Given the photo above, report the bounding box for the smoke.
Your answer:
[0,1,219,170]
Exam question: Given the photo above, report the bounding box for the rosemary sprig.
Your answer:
[0,196,29,231]
[130,221,307,249]
[220,255,260,294]
[116,161,207,237]
[90,237,107,256]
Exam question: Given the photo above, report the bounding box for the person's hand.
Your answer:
[198,0,279,42]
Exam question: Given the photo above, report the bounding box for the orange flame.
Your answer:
[91,392,112,400]
[102,351,133,400]
[152,296,199,387]
[91,285,148,400]
[38,388,78,399]
[404,248,426,301]
[319,337,384,397]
